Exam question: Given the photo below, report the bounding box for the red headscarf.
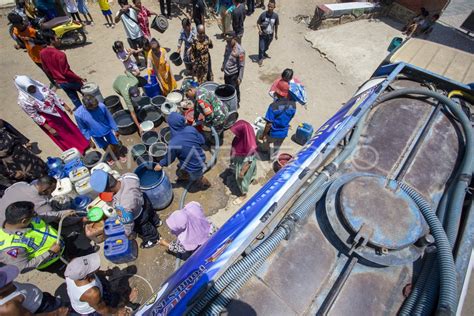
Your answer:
[230,120,257,157]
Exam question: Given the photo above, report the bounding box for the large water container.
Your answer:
[47,157,64,178]
[294,123,314,145]
[199,81,219,93]
[75,177,95,198]
[104,235,138,264]
[104,218,126,237]
[60,148,82,164]
[103,95,123,114]
[81,82,104,103]
[134,162,173,210]
[215,84,239,129]
[143,75,161,98]
[69,166,90,184]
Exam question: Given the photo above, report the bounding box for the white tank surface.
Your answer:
[75,177,96,198]
[91,162,112,174]
[60,148,82,164]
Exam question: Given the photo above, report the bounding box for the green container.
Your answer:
[87,207,104,222]
[388,37,403,53]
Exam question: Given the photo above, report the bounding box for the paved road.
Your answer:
[440,0,474,30]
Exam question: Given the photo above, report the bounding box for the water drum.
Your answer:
[83,151,103,168]
[151,15,169,33]
[132,96,151,112]
[81,82,104,103]
[131,144,147,161]
[159,127,171,144]
[215,84,239,129]
[199,81,219,93]
[149,142,168,162]
[143,76,161,98]
[104,95,123,114]
[151,95,167,108]
[134,162,173,210]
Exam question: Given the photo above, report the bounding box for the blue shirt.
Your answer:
[264,100,297,139]
[159,113,206,173]
[74,103,118,140]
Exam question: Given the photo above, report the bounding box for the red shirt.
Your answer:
[39,47,82,84]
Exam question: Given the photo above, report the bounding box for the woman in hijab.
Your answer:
[0,119,47,189]
[154,112,211,188]
[159,201,217,259]
[230,120,257,204]
[14,75,89,154]
[147,38,177,96]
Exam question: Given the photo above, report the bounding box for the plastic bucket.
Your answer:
[131,144,147,160]
[141,131,160,148]
[83,151,103,168]
[134,162,173,210]
[273,153,293,172]
[113,110,137,135]
[132,96,151,112]
[138,105,163,127]
[170,52,183,66]
[159,127,171,144]
[151,95,167,108]
[184,108,204,131]
[215,84,238,112]
[161,102,178,122]
[81,82,104,103]
[223,111,239,130]
[136,153,152,165]
[143,75,161,98]
[388,37,403,52]
[140,120,154,132]
[104,95,123,114]
[199,81,219,93]
[151,15,169,33]
[72,195,92,211]
[166,91,183,106]
[149,142,168,162]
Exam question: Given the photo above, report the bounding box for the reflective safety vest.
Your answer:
[0,217,64,270]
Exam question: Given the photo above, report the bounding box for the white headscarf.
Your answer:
[15,75,46,102]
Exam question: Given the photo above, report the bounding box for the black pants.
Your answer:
[159,0,172,16]
[224,72,241,104]
[134,195,160,243]
[247,0,255,14]
[258,33,273,60]
[36,292,63,313]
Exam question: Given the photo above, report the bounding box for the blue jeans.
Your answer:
[258,34,273,60]
[92,132,119,149]
[59,82,83,109]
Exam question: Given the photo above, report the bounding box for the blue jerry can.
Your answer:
[104,235,138,264]
[295,123,314,145]
[104,218,126,238]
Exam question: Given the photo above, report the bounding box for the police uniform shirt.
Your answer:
[112,173,144,236]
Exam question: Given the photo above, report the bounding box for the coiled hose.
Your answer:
[398,182,458,315]
[374,88,473,315]
[190,111,370,315]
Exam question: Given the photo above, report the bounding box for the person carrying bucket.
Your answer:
[90,170,162,249]
[181,80,228,132]
[112,72,143,134]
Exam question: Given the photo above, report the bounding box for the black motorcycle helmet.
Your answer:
[7,12,24,25]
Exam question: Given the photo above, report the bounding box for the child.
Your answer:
[64,0,82,23]
[77,0,94,25]
[98,0,115,28]
[113,40,141,76]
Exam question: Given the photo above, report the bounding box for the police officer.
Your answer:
[90,170,161,249]
[0,201,65,274]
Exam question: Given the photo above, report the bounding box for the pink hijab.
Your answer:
[230,120,257,157]
[166,202,211,251]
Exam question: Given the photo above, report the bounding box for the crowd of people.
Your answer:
[1,1,308,314]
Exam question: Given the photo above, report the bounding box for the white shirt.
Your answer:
[116,9,143,40]
[66,276,103,314]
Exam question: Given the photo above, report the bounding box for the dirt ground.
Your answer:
[0,0,363,307]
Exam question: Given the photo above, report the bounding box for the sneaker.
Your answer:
[155,219,163,227]
[140,240,158,249]
[90,21,95,26]
[111,23,115,29]
[258,59,263,67]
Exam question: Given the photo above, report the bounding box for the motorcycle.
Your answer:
[41,16,87,47]
[9,11,87,49]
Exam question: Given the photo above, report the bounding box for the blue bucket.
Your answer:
[72,195,92,211]
[134,162,173,210]
[143,75,161,98]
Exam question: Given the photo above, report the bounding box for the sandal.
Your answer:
[140,240,158,249]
